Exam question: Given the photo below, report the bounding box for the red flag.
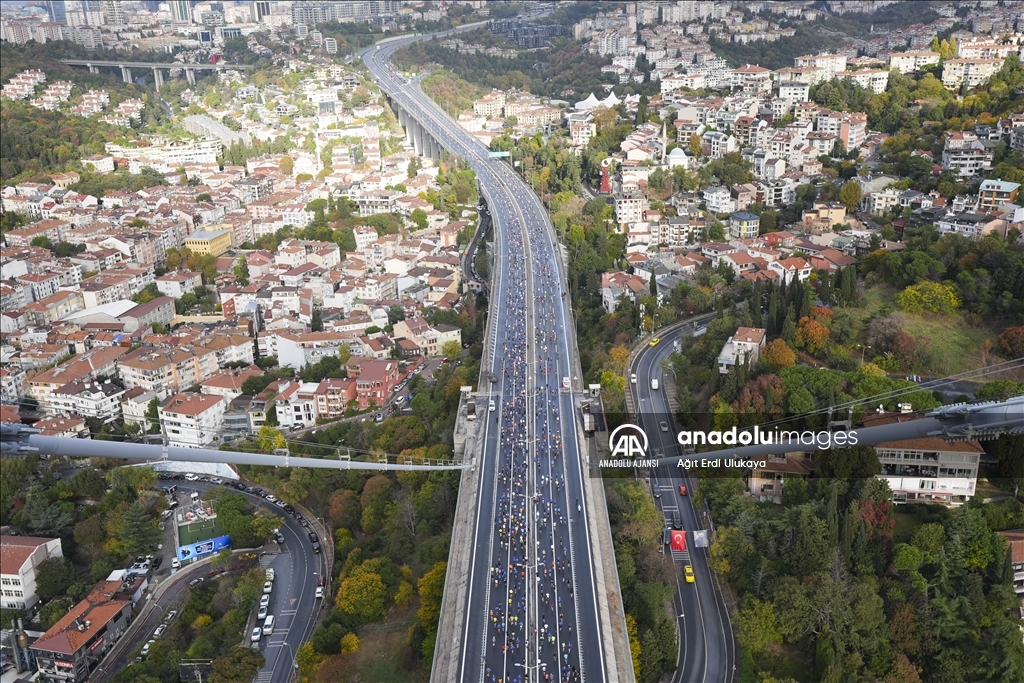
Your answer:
[671,530,686,552]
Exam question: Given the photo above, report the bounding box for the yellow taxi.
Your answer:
[648,337,661,347]
[684,565,695,583]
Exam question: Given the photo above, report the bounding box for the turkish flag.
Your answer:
[671,530,686,552]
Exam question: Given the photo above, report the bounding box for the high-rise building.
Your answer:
[81,0,102,25]
[252,0,271,23]
[46,0,67,24]
[170,0,192,23]
[102,0,124,25]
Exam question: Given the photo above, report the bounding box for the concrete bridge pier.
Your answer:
[120,66,132,83]
[153,67,164,92]
[185,68,196,86]
[88,63,98,74]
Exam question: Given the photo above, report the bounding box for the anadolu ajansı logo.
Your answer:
[608,423,649,459]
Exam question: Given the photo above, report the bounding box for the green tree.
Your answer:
[410,207,429,230]
[335,572,387,622]
[71,468,106,499]
[35,557,74,602]
[441,340,462,360]
[415,561,447,664]
[210,646,266,683]
[39,598,73,629]
[737,598,781,658]
[115,502,161,556]
[279,156,294,176]
[839,180,862,214]
[233,257,250,286]
[31,235,53,250]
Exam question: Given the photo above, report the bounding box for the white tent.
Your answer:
[574,92,600,110]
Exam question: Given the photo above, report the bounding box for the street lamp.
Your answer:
[857,344,871,366]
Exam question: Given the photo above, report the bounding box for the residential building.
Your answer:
[274,380,320,429]
[46,380,126,424]
[159,392,227,449]
[875,427,983,504]
[888,51,940,74]
[942,58,1003,89]
[155,270,203,299]
[30,576,141,683]
[998,530,1024,595]
[729,211,760,239]
[347,358,400,410]
[614,191,646,227]
[717,326,766,374]
[0,535,63,610]
[600,271,650,313]
[118,346,220,399]
[978,179,1020,212]
[745,453,815,500]
[768,257,812,284]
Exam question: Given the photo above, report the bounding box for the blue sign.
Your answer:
[177,535,231,561]
[488,150,510,158]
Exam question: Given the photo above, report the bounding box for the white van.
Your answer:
[262,615,274,635]
[651,378,659,391]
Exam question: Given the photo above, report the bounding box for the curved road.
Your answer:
[93,482,324,683]
[630,324,737,683]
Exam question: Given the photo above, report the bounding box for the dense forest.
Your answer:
[698,453,1024,683]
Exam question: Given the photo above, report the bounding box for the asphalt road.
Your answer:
[361,24,606,683]
[91,481,325,683]
[630,327,737,683]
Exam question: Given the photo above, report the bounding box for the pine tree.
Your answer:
[819,272,833,305]
[827,482,840,548]
[800,282,813,318]
[767,289,780,335]
[649,270,658,297]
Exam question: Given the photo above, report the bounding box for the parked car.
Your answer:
[141,640,155,657]
[188,577,203,588]
[311,541,321,554]
[652,484,660,498]
[274,532,285,544]
[308,532,318,543]
[171,558,180,569]
[258,605,268,620]
[153,624,166,639]
[164,610,177,623]
[265,495,277,503]
[260,594,270,608]
[250,627,261,643]
[263,581,273,594]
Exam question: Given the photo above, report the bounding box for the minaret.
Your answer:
[661,120,667,160]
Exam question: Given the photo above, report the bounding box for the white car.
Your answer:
[315,586,324,599]
[184,473,198,481]
[260,593,270,608]
[630,373,637,384]
[210,478,223,485]
[171,558,180,569]
[250,627,261,643]
[258,605,268,620]
[265,495,277,503]
[153,624,166,639]
[141,640,155,657]
[263,581,273,594]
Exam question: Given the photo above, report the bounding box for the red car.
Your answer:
[678,485,687,496]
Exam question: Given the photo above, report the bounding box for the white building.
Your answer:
[159,392,227,449]
[0,535,63,610]
[274,380,320,430]
[875,432,983,505]
[717,327,766,374]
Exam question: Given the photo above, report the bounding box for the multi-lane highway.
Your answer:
[629,324,736,683]
[362,32,611,683]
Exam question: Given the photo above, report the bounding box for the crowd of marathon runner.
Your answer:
[482,179,582,683]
